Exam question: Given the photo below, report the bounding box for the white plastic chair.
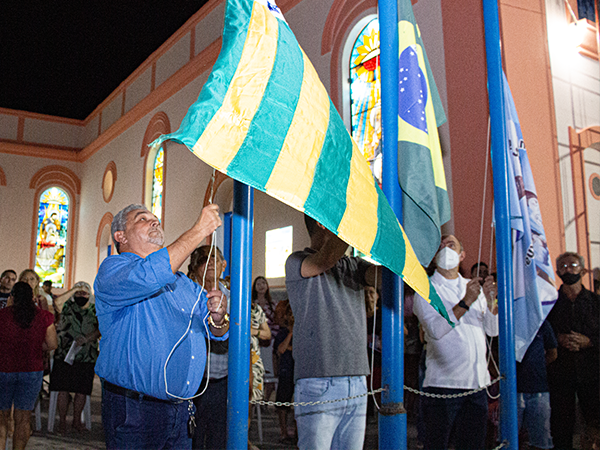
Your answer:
[47,391,91,432]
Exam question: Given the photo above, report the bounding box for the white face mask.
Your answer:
[436,246,461,270]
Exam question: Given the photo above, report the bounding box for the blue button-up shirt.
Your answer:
[94,247,227,400]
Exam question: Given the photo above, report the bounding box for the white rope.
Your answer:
[368,269,381,411]
[475,117,501,400]
[476,117,492,279]
[164,169,224,400]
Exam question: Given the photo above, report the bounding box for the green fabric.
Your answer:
[371,183,450,323]
[397,0,451,266]
[227,21,304,189]
[152,0,252,150]
[371,183,407,275]
[399,141,452,266]
[303,100,352,233]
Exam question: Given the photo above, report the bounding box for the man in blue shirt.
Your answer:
[94,203,228,450]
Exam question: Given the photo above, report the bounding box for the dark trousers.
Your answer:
[421,387,488,450]
[102,386,191,450]
[193,377,228,450]
[550,379,600,450]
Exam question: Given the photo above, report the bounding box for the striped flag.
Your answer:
[503,72,557,361]
[152,0,450,323]
[397,0,451,266]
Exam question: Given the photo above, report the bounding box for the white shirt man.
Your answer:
[414,235,498,450]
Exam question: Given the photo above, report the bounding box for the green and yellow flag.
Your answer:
[153,0,450,322]
[397,0,451,266]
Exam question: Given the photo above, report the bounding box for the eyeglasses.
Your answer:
[559,262,580,270]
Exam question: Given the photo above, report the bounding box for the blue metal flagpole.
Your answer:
[482,0,519,448]
[378,0,406,449]
[227,181,254,450]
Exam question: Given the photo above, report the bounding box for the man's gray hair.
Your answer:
[111,204,148,254]
[556,251,585,269]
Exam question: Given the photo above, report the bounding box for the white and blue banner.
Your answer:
[503,72,558,361]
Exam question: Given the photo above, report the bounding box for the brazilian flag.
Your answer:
[153,0,451,323]
[397,0,451,266]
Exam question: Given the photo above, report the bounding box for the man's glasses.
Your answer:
[559,262,580,270]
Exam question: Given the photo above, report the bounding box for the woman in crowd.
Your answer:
[0,282,57,450]
[49,281,100,434]
[249,287,271,450]
[273,300,296,444]
[18,270,49,311]
[251,276,278,340]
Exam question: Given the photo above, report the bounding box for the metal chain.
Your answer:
[492,441,507,450]
[404,376,503,399]
[251,376,502,406]
[251,387,386,407]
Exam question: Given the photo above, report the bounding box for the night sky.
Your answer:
[1,1,210,120]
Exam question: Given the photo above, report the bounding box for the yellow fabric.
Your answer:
[400,226,430,297]
[337,142,379,254]
[191,2,279,169]
[265,50,330,206]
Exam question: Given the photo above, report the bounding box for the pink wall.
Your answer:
[500,0,565,262]
[441,0,496,270]
[441,0,564,273]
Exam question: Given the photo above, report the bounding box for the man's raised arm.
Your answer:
[300,229,349,278]
[167,204,222,273]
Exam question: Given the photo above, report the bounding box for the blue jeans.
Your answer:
[102,385,192,450]
[0,371,43,411]
[193,377,227,450]
[421,387,488,450]
[517,392,553,449]
[294,376,367,450]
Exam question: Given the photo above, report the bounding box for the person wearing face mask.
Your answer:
[413,235,498,450]
[49,281,101,434]
[546,252,599,450]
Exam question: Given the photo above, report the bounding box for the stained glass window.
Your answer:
[35,187,69,288]
[350,18,381,183]
[151,147,164,220]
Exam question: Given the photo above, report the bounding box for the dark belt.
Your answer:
[102,380,183,405]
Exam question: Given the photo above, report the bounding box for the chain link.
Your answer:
[251,387,386,407]
[250,376,503,406]
[404,376,503,399]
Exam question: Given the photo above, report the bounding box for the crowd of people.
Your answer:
[0,202,598,450]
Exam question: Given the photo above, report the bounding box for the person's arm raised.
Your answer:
[167,205,222,273]
[53,287,78,314]
[300,230,349,278]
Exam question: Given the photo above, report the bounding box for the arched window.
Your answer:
[349,18,381,182]
[35,187,69,288]
[141,112,170,224]
[151,147,164,220]
[96,212,114,270]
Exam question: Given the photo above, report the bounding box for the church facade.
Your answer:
[0,0,598,292]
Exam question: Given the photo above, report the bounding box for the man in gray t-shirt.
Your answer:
[285,215,378,450]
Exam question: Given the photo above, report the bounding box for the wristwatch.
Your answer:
[458,300,470,311]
